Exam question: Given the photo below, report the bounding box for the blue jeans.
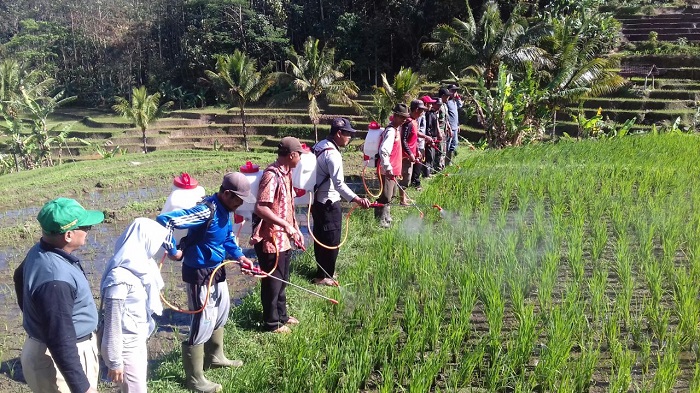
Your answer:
[448,126,459,152]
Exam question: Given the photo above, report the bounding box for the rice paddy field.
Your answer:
[146,133,700,392]
[1,133,699,392]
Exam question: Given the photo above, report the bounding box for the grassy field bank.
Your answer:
[146,134,700,392]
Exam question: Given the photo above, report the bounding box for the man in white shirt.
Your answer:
[312,118,370,285]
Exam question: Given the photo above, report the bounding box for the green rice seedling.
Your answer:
[613,236,634,327]
[642,259,664,313]
[508,275,526,319]
[535,306,575,391]
[451,342,484,389]
[569,343,600,393]
[651,340,681,393]
[378,365,396,393]
[424,295,445,351]
[338,334,375,392]
[591,219,608,263]
[568,230,585,284]
[482,324,509,390]
[588,268,609,325]
[608,347,635,393]
[671,266,699,349]
[690,363,700,393]
[605,316,623,368]
[479,267,505,344]
[408,349,448,393]
[538,250,560,316]
[507,303,538,376]
[649,304,672,346]
[638,222,656,262]
[402,291,420,339]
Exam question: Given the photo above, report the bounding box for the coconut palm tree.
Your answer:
[113,86,173,154]
[205,50,276,151]
[367,67,424,124]
[539,15,626,137]
[283,37,358,142]
[423,1,550,88]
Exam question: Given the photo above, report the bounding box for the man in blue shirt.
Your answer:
[14,198,104,393]
[445,84,463,165]
[157,172,255,393]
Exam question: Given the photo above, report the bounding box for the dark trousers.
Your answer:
[311,200,342,279]
[411,148,426,186]
[254,243,291,331]
[425,146,436,175]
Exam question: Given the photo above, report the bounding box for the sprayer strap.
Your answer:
[313,147,335,193]
[178,200,216,252]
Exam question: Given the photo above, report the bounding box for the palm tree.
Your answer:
[112,86,173,154]
[284,37,359,142]
[423,0,550,88]
[539,16,626,137]
[205,50,276,151]
[367,67,424,124]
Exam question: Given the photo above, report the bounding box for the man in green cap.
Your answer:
[13,197,104,393]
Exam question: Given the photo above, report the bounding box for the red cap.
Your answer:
[300,143,311,153]
[239,161,260,173]
[173,173,199,189]
[421,95,437,104]
[368,121,380,130]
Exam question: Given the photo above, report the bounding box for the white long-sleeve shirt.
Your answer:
[378,126,397,175]
[313,138,358,204]
[417,114,426,150]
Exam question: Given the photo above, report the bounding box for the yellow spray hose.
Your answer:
[306,191,358,251]
[159,230,279,314]
[361,164,383,198]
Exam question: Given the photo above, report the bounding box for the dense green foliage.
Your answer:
[0,0,641,108]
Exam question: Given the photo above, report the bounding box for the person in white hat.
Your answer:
[100,218,169,393]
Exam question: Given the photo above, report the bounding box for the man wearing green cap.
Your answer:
[13,197,104,393]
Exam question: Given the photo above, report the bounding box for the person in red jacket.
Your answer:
[399,99,433,206]
[374,104,408,228]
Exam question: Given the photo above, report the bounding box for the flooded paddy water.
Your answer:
[0,184,319,392]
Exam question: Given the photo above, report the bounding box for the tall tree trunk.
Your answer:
[142,127,148,154]
[241,108,249,152]
[552,109,557,139]
[313,122,318,143]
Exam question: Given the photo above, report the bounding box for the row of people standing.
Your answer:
[12,88,464,392]
[374,84,463,227]
[410,85,464,190]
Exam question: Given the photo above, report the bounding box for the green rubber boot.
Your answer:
[182,342,222,393]
[204,328,243,369]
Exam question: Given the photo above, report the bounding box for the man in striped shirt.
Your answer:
[156,172,255,393]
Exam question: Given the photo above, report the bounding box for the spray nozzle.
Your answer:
[369,202,385,208]
[432,204,443,211]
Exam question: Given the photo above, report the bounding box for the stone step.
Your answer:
[581,98,693,111]
[625,32,700,41]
